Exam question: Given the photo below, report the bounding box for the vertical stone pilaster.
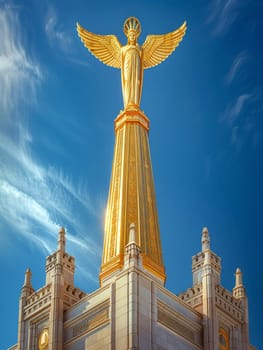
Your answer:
[231,325,239,350]
[241,297,249,350]
[115,273,129,350]
[49,251,64,350]
[17,295,26,350]
[110,282,116,350]
[128,271,138,349]
[138,276,152,349]
[30,323,35,349]
[151,282,156,350]
[202,252,217,350]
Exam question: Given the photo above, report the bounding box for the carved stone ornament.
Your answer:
[38,328,49,350]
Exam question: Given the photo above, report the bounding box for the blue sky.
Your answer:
[0,0,262,348]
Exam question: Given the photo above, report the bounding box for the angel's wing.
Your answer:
[142,21,187,69]
[76,23,122,68]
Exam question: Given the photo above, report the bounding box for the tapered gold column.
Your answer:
[100,109,165,284]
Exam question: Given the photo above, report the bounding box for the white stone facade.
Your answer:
[9,227,256,350]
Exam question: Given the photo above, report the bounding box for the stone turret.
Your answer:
[23,268,33,288]
[11,227,86,350]
[192,227,221,286]
[202,227,210,251]
[17,268,34,350]
[58,226,66,252]
[178,225,257,350]
[233,267,246,299]
[46,227,75,286]
[233,267,249,349]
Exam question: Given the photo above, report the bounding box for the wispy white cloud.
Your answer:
[68,57,91,68]
[0,5,101,283]
[221,94,251,125]
[0,122,101,237]
[206,0,241,35]
[0,125,102,276]
[228,94,251,122]
[77,264,99,285]
[220,91,263,150]
[0,180,59,253]
[225,51,248,84]
[0,4,42,118]
[45,5,72,53]
[44,5,91,67]
[47,167,100,219]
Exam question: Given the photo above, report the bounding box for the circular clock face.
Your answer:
[38,328,49,350]
[219,327,229,350]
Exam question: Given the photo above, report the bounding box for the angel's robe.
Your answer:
[121,43,143,108]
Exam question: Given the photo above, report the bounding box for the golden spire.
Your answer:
[100,108,166,284]
[76,18,187,285]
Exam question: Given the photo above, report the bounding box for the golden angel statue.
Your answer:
[77,17,186,110]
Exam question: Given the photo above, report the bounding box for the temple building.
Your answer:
[9,106,256,350]
[9,16,256,350]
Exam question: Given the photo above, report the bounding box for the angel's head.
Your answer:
[124,17,141,44]
[127,30,137,44]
